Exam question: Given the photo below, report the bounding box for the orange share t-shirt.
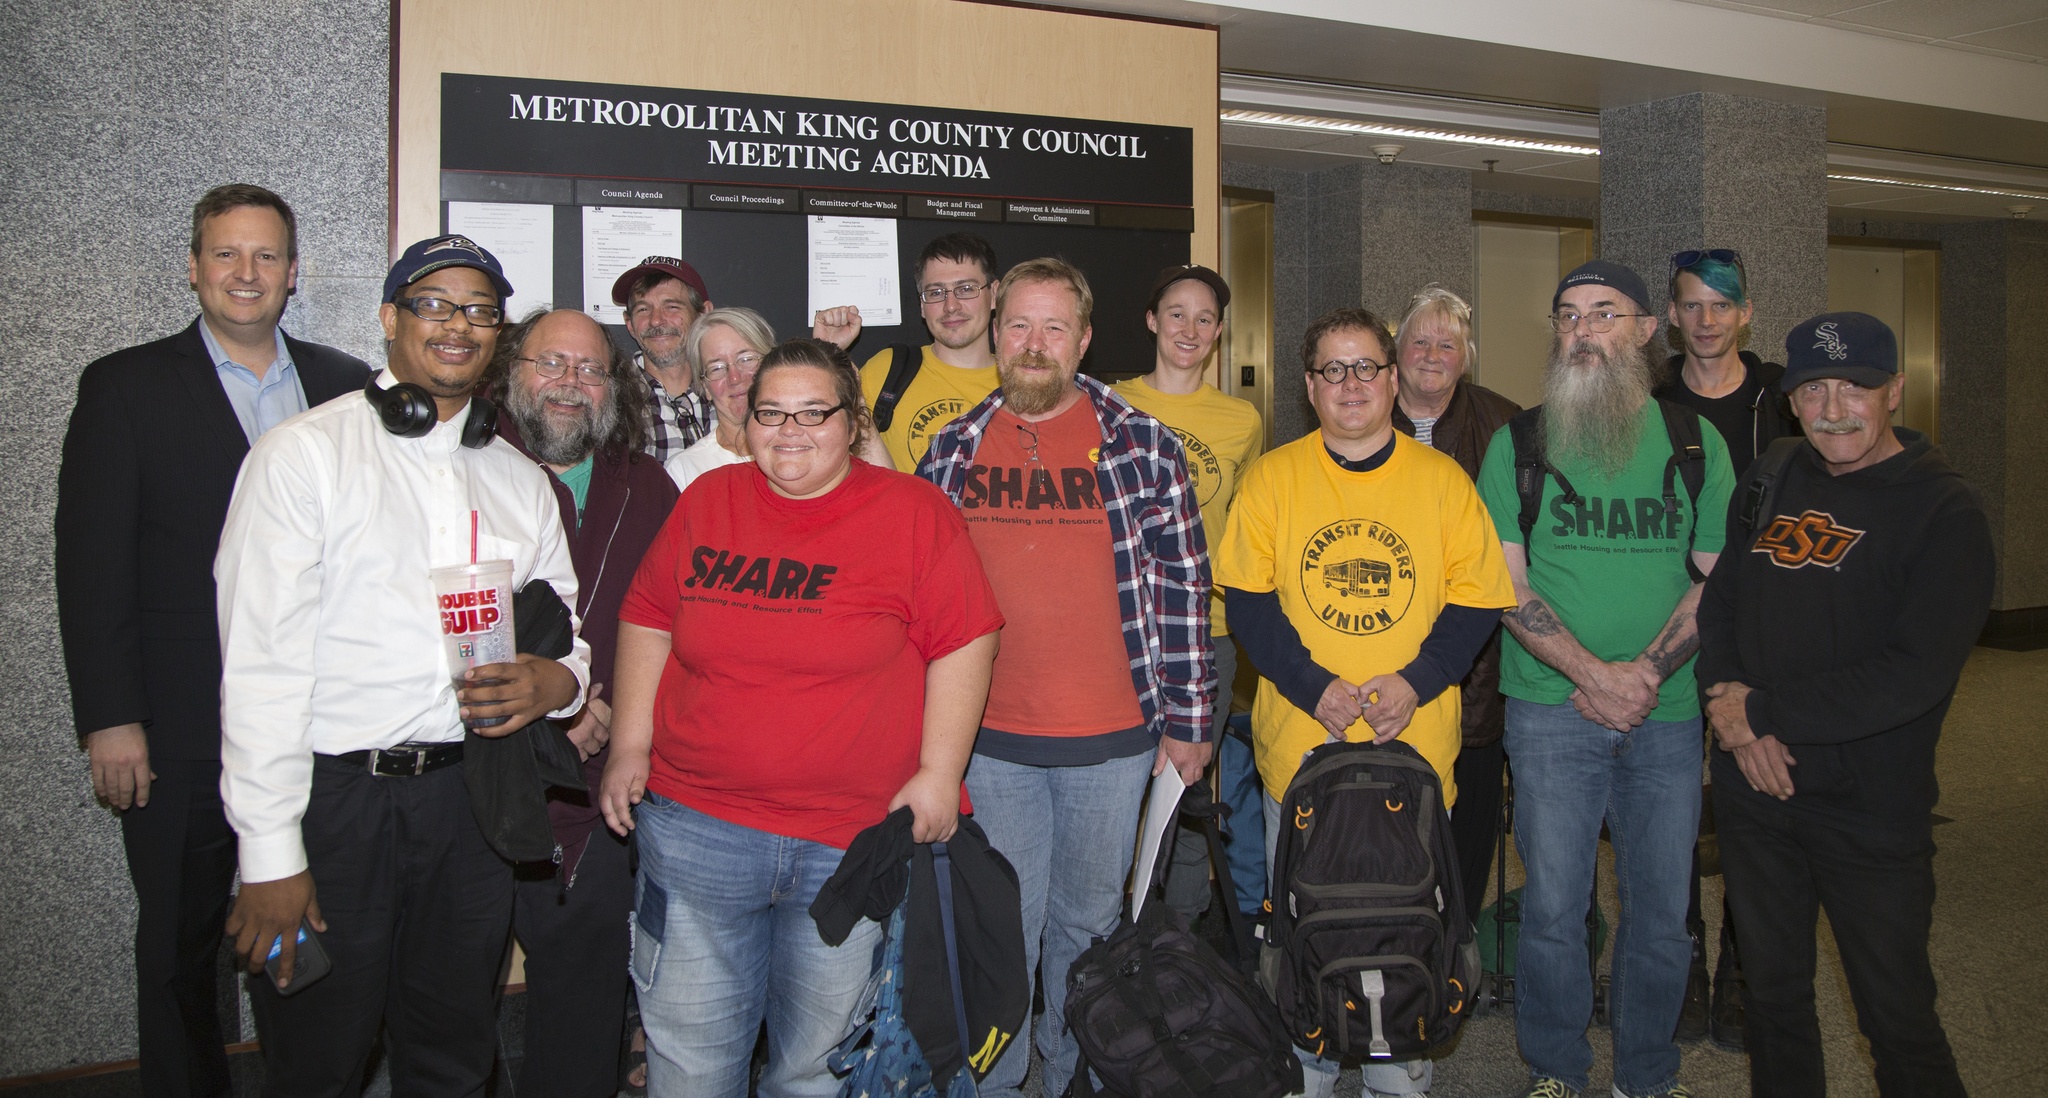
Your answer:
[960,401,1144,741]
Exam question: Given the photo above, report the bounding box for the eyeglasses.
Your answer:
[1308,358,1389,384]
[701,350,762,382]
[392,296,504,328]
[1549,310,1651,334]
[1671,248,1743,271]
[918,281,987,304]
[751,404,846,427]
[517,354,609,386]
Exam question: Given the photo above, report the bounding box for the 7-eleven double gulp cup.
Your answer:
[432,559,516,729]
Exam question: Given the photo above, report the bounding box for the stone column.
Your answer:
[1599,93,1830,365]
[1939,219,2048,612]
[1225,160,1473,445]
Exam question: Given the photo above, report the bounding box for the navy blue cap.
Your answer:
[1553,259,1653,314]
[382,235,514,304]
[1782,312,1898,392]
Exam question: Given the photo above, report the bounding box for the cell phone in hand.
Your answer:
[263,918,332,996]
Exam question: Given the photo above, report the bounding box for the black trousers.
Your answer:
[249,755,513,1098]
[511,824,634,1098]
[1714,783,1966,1098]
[1448,738,1506,926]
[122,757,238,1098]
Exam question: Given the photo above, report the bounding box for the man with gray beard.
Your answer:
[489,308,680,1097]
[1475,261,1736,1098]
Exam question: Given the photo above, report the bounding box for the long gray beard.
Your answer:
[1542,335,1654,481]
[505,383,619,466]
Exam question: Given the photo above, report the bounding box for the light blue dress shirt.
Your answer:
[199,319,307,443]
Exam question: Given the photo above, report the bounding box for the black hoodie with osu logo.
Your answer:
[1697,428,1995,832]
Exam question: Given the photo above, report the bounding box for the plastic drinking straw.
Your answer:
[470,510,479,566]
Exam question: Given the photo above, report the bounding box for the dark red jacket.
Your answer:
[1393,381,1521,748]
[496,417,680,873]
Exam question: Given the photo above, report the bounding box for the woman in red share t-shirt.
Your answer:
[601,338,1003,1098]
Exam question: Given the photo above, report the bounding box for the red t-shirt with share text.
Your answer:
[619,459,1004,850]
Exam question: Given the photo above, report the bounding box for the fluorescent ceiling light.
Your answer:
[1827,172,2048,202]
[1221,109,1600,157]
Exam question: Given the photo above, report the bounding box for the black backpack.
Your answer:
[1508,399,1709,581]
[1063,783,1302,1098]
[1259,738,1477,1063]
[1734,436,1805,548]
[871,343,923,432]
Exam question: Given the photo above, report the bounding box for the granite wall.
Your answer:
[1939,220,2048,610]
[1223,160,1473,447]
[1599,93,1831,366]
[0,0,390,1075]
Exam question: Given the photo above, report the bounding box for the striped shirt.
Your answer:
[918,373,1215,744]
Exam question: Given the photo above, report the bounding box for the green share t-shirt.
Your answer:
[1476,402,1734,721]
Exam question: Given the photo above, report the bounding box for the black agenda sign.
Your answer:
[441,73,1193,211]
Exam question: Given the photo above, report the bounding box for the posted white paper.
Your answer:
[446,202,554,315]
[582,206,682,325]
[806,216,901,327]
[1129,765,1189,921]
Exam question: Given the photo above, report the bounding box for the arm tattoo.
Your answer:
[1505,598,1566,637]
[1642,620,1700,681]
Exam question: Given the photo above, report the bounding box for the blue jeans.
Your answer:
[1503,699,1701,1096]
[1263,792,1435,1097]
[630,794,881,1098]
[963,749,1152,1098]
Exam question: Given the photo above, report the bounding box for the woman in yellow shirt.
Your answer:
[1112,265,1266,922]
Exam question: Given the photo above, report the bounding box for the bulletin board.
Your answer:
[393,0,1221,376]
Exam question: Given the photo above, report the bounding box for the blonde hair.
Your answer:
[996,257,1094,331]
[1395,285,1477,373]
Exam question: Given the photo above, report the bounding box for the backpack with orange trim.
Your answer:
[1259,738,1479,1063]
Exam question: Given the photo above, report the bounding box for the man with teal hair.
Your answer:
[1653,247,1800,1050]
[1658,249,1795,468]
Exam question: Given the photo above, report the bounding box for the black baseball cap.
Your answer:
[1782,312,1898,392]
[1553,259,1652,314]
[383,235,514,303]
[1147,264,1231,313]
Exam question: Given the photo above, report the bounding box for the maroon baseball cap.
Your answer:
[608,256,711,307]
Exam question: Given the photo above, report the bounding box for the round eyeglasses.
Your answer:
[1309,359,1389,384]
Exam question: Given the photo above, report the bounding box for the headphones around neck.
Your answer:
[364,375,498,449]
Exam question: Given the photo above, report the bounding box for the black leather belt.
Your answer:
[324,742,465,777]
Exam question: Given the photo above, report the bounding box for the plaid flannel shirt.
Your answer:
[917,373,1215,743]
[639,356,713,463]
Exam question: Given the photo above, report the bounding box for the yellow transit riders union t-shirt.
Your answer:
[859,346,1000,473]
[1215,432,1515,803]
[1111,378,1264,635]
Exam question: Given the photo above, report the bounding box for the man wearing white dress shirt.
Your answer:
[215,235,589,1095]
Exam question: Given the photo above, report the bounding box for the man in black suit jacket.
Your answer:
[54,185,369,1098]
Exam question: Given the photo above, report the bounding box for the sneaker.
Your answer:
[1523,1079,1579,1098]
[1613,1086,1693,1098]
[1674,934,1710,1041]
[1710,967,1747,1051]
